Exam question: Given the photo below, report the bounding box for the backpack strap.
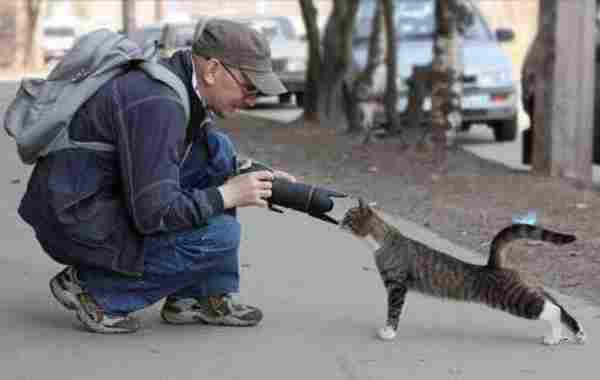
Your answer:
[139,62,190,124]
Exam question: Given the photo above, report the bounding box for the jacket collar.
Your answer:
[160,50,215,140]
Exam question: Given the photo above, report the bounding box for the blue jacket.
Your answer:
[19,50,233,276]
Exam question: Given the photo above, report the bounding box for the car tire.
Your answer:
[295,92,304,108]
[491,116,517,142]
[279,93,293,104]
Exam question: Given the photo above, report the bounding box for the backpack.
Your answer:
[3,28,191,165]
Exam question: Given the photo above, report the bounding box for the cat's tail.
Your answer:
[487,224,576,268]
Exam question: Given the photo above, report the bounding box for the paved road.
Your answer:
[1,81,598,379]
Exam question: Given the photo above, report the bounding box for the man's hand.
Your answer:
[218,170,274,209]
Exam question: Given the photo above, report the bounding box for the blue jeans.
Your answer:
[77,132,240,316]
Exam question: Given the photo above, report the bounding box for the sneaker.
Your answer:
[161,295,263,326]
[49,267,140,334]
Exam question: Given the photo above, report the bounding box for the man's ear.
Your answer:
[199,57,219,85]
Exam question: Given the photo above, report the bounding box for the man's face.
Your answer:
[194,56,258,118]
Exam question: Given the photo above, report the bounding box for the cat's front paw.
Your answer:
[377,325,397,341]
[542,334,569,346]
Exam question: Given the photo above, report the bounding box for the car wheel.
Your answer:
[279,93,293,104]
[491,116,517,142]
[295,92,304,107]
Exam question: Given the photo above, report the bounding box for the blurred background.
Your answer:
[0,0,537,79]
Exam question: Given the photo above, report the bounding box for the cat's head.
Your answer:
[340,198,376,237]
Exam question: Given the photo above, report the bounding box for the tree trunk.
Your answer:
[346,0,385,135]
[24,0,45,71]
[533,0,595,183]
[122,0,136,37]
[381,0,401,133]
[299,0,320,122]
[430,0,464,164]
[317,0,360,129]
[155,0,166,23]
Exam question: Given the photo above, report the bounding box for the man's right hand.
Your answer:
[218,170,274,209]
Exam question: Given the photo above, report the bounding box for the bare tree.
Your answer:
[122,0,136,37]
[429,0,470,164]
[345,0,385,135]
[299,0,320,122]
[22,0,45,71]
[317,0,360,129]
[380,0,401,134]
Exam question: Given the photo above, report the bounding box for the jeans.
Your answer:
[77,131,240,316]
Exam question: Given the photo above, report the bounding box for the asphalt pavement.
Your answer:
[1,81,598,379]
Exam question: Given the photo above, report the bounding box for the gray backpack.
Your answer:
[3,28,190,165]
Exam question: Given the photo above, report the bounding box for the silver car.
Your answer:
[352,0,518,141]
[236,16,307,106]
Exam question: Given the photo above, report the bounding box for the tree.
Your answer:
[298,0,320,122]
[300,0,359,129]
[122,0,136,37]
[22,0,45,71]
[380,0,401,134]
[345,0,385,135]
[429,0,471,164]
[532,0,595,183]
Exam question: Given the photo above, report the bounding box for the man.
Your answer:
[19,18,295,333]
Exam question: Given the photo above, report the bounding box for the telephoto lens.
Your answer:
[236,159,347,224]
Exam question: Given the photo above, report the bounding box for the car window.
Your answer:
[354,0,492,42]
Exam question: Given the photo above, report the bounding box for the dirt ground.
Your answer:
[220,114,600,307]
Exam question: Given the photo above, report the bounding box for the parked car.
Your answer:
[234,16,308,106]
[352,0,518,141]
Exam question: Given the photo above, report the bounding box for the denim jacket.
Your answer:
[19,50,234,276]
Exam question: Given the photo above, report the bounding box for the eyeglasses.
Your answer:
[220,61,259,97]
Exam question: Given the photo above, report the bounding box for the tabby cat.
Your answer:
[340,198,586,345]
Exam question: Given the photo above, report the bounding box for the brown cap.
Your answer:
[192,18,287,96]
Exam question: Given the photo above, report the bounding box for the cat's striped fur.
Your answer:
[340,198,586,345]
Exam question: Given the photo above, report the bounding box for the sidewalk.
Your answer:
[0,199,598,379]
[1,80,597,379]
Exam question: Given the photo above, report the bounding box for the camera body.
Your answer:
[236,160,346,224]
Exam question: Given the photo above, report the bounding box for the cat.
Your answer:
[340,198,586,345]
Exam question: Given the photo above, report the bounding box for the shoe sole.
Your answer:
[75,313,139,334]
[161,310,260,327]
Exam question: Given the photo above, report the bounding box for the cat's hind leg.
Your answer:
[542,291,586,344]
[537,301,569,345]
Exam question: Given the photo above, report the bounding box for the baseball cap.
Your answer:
[192,18,287,96]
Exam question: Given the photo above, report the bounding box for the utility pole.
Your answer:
[122,0,136,37]
[533,0,595,184]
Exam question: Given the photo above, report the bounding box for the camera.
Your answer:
[236,159,347,225]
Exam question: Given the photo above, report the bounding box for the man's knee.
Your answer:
[176,214,240,254]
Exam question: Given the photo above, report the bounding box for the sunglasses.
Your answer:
[219,61,259,97]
